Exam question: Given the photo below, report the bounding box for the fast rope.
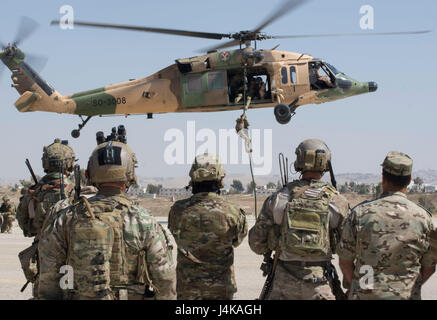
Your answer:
[235,64,258,219]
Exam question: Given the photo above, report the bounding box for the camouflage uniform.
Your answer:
[1,196,16,233]
[16,139,76,298]
[38,140,176,300]
[38,188,176,300]
[17,172,74,239]
[168,153,248,300]
[337,151,435,300]
[249,139,349,300]
[249,180,349,300]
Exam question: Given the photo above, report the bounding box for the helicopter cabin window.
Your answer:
[290,66,297,83]
[281,67,288,84]
[186,74,203,93]
[207,72,223,91]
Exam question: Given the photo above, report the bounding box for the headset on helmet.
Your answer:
[294,139,331,173]
[42,139,76,173]
[87,140,137,187]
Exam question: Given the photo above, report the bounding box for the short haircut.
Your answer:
[383,170,411,189]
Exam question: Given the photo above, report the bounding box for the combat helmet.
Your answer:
[42,139,76,173]
[87,140,138,187]
[189,153,226,187]
[2,195,9,201]
[294,139,331,173]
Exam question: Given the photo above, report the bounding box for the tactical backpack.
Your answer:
[66,196,131,300]
[279,183,335,257]
[16,192,38,237]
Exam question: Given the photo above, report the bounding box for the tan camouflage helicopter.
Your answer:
[0,0,430,138]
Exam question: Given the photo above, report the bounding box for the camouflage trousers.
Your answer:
[1,214,15,233]
[176,261,236,300]
[267,262,335,300]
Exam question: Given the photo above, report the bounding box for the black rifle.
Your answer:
[323,263,347,300]
[74,164,81,201]
[25,159,38,185]
[59,164,66,200]
[327,160,337,189]
[259,250,280,300]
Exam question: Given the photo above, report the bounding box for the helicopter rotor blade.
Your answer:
[51,20,231,40]
[271,30,432,39]
[253,0,310,33]
[13,16,39,46]
[200,39,241,53]
[25,53,49,73]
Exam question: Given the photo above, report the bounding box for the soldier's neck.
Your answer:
[301,171,323,181]
[98,184,126,196]
[382,185,407,195]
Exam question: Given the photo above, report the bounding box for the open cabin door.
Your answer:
[227,67,273,106]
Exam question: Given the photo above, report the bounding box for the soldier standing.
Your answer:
[168,153,248,300]
[338,151,436,300]
[249,139,349,300]
[38,140,176,300]
[0,195,16,233]
[17,139,76,239]
[16,139,76,297]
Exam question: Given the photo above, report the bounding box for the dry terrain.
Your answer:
[1,187,437,300]
[138,192,436,217]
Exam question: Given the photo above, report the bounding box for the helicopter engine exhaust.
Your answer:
[274,104,292,124]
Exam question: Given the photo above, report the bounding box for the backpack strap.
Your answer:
[136,249,159,293]
[80,196,96,219]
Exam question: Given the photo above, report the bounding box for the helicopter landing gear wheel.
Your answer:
[274,104,292,124]
[71,129,80,138]
[274,98,299,125]
[71,115,93,139]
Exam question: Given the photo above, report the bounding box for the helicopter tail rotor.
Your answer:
[13,16,40,47]
[0,17,48,82]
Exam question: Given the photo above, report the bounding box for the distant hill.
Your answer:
[138,169,437,189]
[2,169,437,188]
[137,174,282,189]
[0,179,19,187]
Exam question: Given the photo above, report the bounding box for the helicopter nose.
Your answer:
[368,81,378,92]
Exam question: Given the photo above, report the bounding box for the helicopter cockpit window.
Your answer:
[309,62,335,90]
[186,74,202,93]
[207,72,223,91]
[325,63,342,75]
[281,67,288,84]
[290,66,297,83]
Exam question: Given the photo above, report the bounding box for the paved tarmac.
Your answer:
[1,218,436,300]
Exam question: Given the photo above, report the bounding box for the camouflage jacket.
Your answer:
[38,187,176,300]
[17,173,74,238]
[249,179,350,262]
[337,191,435,300]
[168,192,247,288]
[0,202,16,216]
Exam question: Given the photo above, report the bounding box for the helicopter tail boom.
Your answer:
[9,61,74,114]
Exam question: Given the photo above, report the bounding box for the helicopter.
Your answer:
[0,0,430,138]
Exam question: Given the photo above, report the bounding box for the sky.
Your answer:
[0,0,436,181]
